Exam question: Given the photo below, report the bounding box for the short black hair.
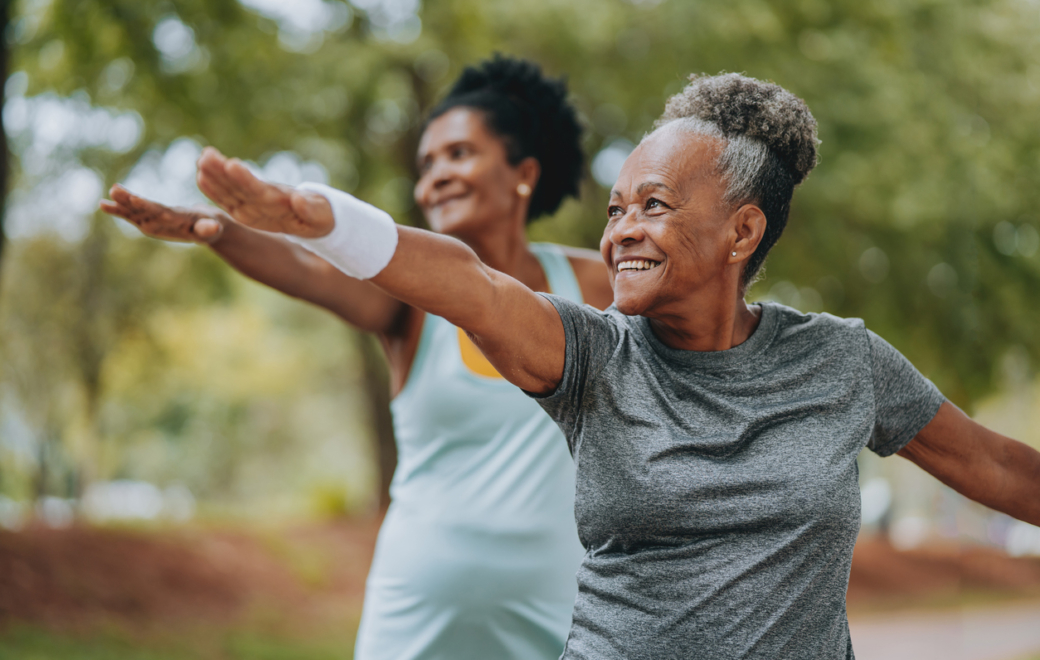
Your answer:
[426,54,584,222]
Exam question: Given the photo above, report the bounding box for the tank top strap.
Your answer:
[529,243,584,304]
[395,243,585,404]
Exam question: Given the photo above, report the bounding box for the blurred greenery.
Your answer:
[1,0,1039,511]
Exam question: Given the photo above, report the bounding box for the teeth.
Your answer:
[618,260,659,271]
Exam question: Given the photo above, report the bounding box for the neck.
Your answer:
[452,217,547,292]
[647,282,761,352]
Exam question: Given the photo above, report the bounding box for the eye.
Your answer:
[645,197,667,211]
[607,205,623,218]
[451,146,471,159]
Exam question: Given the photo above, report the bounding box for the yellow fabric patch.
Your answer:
[457,327,504,379]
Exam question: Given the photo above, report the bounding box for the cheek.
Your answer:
[677,229,705,259]
[599,237,616,287]
[460,155,498,185]
[477,167,515,205]
[599,233,612,263]
[669,224,728,283]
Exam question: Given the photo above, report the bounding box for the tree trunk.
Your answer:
[0,0,10,278]
[70,220,110,492]
[356,331,396,511]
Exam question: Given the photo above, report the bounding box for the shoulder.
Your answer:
[541,293,626,341]
[539,294,628,390]
[556,246,614,310]
[758,304,877,387]
[765,302,868,350]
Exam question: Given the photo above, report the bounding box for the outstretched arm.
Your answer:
[196,147,567,394]
[376,227,565,391]
[899,402,1040,525]
[100,186,405,334]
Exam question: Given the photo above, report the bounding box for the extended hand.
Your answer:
[100,185,229,244]
[195,146,334,238]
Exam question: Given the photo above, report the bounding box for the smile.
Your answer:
[431,192,470,209]
[617,259,661,272]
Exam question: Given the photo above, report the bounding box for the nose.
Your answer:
[416,158,453,206]
[428,158,454,190]
[607,208,645,247]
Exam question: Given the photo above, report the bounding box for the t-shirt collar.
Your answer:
[631,302,780,371]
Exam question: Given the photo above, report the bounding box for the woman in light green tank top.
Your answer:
[103,56,612,659]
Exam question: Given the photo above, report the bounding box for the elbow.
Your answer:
[442,261,506,336]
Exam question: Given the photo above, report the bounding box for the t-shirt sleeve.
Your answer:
[866,329,946,457]
[527,294,622,444]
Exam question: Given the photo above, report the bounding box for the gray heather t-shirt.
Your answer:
[532,297,945,660]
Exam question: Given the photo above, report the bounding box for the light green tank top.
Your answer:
[354,243,586,660]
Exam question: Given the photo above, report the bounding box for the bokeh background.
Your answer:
[1,0,1040,658]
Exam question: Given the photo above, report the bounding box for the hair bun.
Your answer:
[659,73,819,185]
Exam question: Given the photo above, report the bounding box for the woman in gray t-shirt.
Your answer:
[533,295,942,658]
[136,73,1040,660]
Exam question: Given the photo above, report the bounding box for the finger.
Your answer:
[197,146,229,172]
[108,184,169,217]
[189,204,235,222]
[190,205,236,228]
[197,168,243,210]
[289,191,333,230]
[197,148,244,203]
[100,199,135,220]
[109,184,135,206]
[100,203,154,234]
[224,158,275,201]
[101,193,154,225]
[120,190,171,216]
[192,217,224,243]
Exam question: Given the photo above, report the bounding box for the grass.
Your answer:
[0,620,356,660]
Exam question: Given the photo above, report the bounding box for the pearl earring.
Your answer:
[731,252,737,257]
[517,183,532,197]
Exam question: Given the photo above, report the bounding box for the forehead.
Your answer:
[418,107,496,155]
[614,128,722,195]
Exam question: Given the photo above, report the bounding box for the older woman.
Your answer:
[125,73,1039,658]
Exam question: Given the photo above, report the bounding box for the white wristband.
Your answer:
[285,182,399,280]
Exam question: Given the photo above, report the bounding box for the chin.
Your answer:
[427,211,467,235]
[428,207,486,237]
[613,290,650,317]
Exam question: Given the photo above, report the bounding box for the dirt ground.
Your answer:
[848,537,1040,611]
[3,519,1040,631]
[0,518,380,631]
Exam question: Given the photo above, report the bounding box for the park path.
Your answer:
[849,601,1040,660]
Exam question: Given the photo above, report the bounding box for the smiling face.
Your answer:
[414,107,534,237]
[600,127,742,318]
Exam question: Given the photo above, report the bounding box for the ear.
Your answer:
[517,156,541,190]
[728,204,767,264]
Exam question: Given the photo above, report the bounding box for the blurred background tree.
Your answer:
[1,0,1038,516]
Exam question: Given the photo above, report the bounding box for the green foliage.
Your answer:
[3,0,1039,505]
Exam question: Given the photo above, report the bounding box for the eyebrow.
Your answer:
[610,181,677,199]
[417,139,475,168]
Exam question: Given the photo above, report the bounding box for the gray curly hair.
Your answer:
[653,73,819,290]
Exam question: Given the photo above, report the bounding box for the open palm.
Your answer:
[195,146,334,239]
[100,185,228,244]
